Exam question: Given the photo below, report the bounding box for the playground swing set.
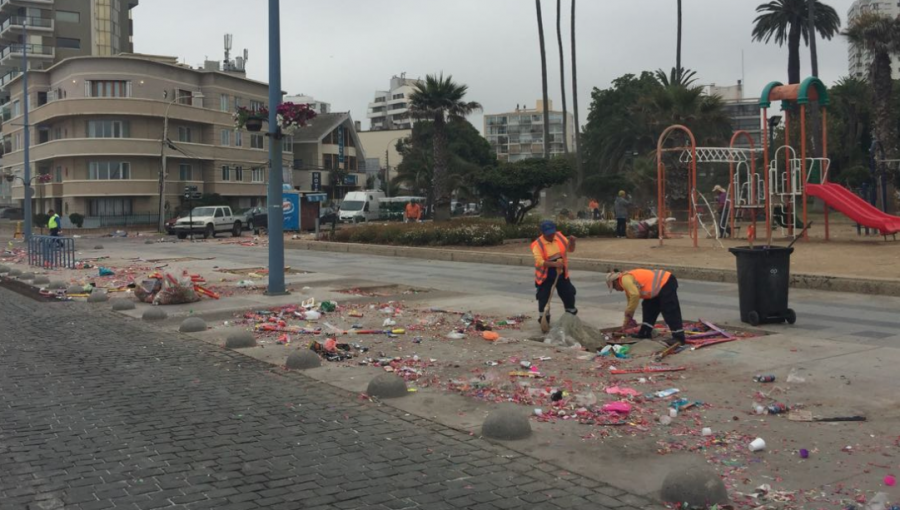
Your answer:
[656,76,900,247]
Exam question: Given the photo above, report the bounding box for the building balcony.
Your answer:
[9,97,236,128]
[0,16,53,41]
[0,43,53,68]
[11,180,160,200]
[204,182,267,196]
[0,0,53,13]
[0,69,19,89]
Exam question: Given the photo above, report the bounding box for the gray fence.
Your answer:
[28,235,76,269]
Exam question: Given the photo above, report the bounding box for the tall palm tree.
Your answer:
[676,0,683,72]
[844,13,900,158]
[536,0,550,159]
[556,0,568,155]
[752,0,841,84]
[571,0,582,184]
[408,74,482,221]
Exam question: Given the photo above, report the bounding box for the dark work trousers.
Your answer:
[639,276,685,342]
[616,218,627,237]
[49,228,60,237]
[535,267,577,316]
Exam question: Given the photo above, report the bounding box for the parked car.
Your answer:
[245,206,267,233]
[165,215,182,235]
[234,208,260,231]
[0,208,23,220]
[173,206,242,239]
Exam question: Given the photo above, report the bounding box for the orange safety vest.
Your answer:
[532,233,569,284]
[620,269,671,300]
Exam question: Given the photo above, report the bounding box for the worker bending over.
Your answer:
[531,220,578,325]
[607,268,685,346]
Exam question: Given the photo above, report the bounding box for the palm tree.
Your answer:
[408,74,482,221]
[536,0,550,159]
[654,67,698,88]
[676,0,683,72]
[570,0,583,184]
[752,0,841,84]
[844,13,900,158]
[556,0,568,155]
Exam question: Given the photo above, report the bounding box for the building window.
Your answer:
[250,134,264,149]
[249,100,265,112]
[87,120,129,138]
[53,127,62,140]
[392,93,404,100]
[234,131,242,147]
[88,161,131,180]
[220,129,230,146]
[87,80,130,98]
[56,37,81,49]
[283,136,293,153]
[178,126,192,143]
[235,166,244,182]
[220,94,229,112]
[176,89,193,105]
[12,100,20,117]
[251,167,263,183]
[234,97,242,109]
[55,166,63,183]
[38,129,50,144]
[221,165,230,181]
[14,133,20,151]
[89,198,132,216]
[56,10,80,22]
[179,163,193,181]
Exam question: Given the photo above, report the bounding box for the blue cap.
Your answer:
[540,220,557,235]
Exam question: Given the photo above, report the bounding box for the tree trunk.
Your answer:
[432,115,452,221]
[571,0,582,186]
[676,0,682,72]
[556,0,568,155]
[872,51,898,159]
[536,0,551,160]
[808,0,818,77]
[807,0,821,157]
[787,20,801,84]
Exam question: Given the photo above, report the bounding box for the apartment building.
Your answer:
[848,0,900,79]
[483,100,575,163]
[0,0,138,90]
[367,73,420,131]
[284,94,330,115]
[1,54,297,219]
[291,112,367,199]
[705,82,762,148]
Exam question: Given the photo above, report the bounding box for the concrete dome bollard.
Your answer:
[19,272,35,280]
[366,374,409,399]
[142,308,168,321]
[49,281,66,290]
[285,350,321,370]
[225,331,256,349]
[7,268,21,277]
[87,292,108,303]
[32,276,50,285]
[66,285,84,295]
[94,245,104,250]
[179,317,207,333]
[144,239,155,244]
[111,299,136,311]
[660,466,729,509]
[0,265,9,273]
[482,408,532,441]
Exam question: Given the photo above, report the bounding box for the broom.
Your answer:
[539,272,561,334]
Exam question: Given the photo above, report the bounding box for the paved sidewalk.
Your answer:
[0,288,661,510]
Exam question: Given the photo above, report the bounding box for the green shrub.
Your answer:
[34,213,50,228]
[68,213,84,228]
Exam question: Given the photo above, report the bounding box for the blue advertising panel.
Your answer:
[343,174,357,186]
[338,125,345,164]
[311,171,321,191]
[282,193,300,231]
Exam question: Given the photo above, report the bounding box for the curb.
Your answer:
[285,240,900,297]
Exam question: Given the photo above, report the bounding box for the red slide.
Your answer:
[806,182,900,235]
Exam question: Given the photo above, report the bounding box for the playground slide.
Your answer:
[806,183,900,235]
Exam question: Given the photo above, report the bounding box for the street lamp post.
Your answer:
[383,136,406,199]
[266,0,286,296]
[22,20,32,240]
[158,93,203,233]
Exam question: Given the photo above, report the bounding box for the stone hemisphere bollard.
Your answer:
[94,245,104,250]
[366,373,408,399]
[285,350,321,370]
[144,239,155,245]
[179,317,207,333]
[7,268,21,277]
[0,265,9,273]
[660,466,729,509]
[32,276,50,285]
[19,272,35,280]
[225,331,257,349]
[142,308,168,322]
[481,408,532,441]
[66,285,84,295]
[49,281,67,290]
[111,299,136,311]
[87,292,109,303]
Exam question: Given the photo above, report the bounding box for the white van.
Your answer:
[339,191,385,223]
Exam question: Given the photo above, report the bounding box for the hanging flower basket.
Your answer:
[234,106,267,132]
[233,103,317,135]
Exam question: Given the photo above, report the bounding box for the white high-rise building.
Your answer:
[847,0,900,79]
[367,73,421,131]
[483,100,575,163]
[285,94,330,115]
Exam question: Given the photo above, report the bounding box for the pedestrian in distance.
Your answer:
[531,220,578,328]
[607,268,686,346]
[614,191,631,238]
[588,198,600,220]
[404,199,422,224]
[47,209,61,237]
[713,185,730,238]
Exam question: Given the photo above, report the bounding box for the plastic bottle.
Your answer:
[753,374,776,383]
[767,403,788,415]
[655,388,680,398]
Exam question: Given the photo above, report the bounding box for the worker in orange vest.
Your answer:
[404,199,422,223]
[606,268,685,346]
[531,220,578,325]
[588,198,600,220]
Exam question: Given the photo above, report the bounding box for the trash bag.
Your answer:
[153,274,199,305]
[134,278,162,303]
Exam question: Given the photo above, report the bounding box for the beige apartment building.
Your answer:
[483,100,575,163]
[291,112,367,199]
[1,54,300,220]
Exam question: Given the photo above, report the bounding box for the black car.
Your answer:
[246,207,268,234]
[0,208,23,220]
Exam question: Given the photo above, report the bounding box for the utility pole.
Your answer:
[384,149,390,198]
[266,0,286,295]
[22,20,32,240]
[157,99,175,233]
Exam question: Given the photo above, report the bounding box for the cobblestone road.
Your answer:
[0,288,660,510]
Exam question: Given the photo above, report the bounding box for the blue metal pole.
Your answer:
[266,0,286,295]
[22,21,31,240]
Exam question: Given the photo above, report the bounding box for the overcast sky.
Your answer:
[133,0,858,133]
